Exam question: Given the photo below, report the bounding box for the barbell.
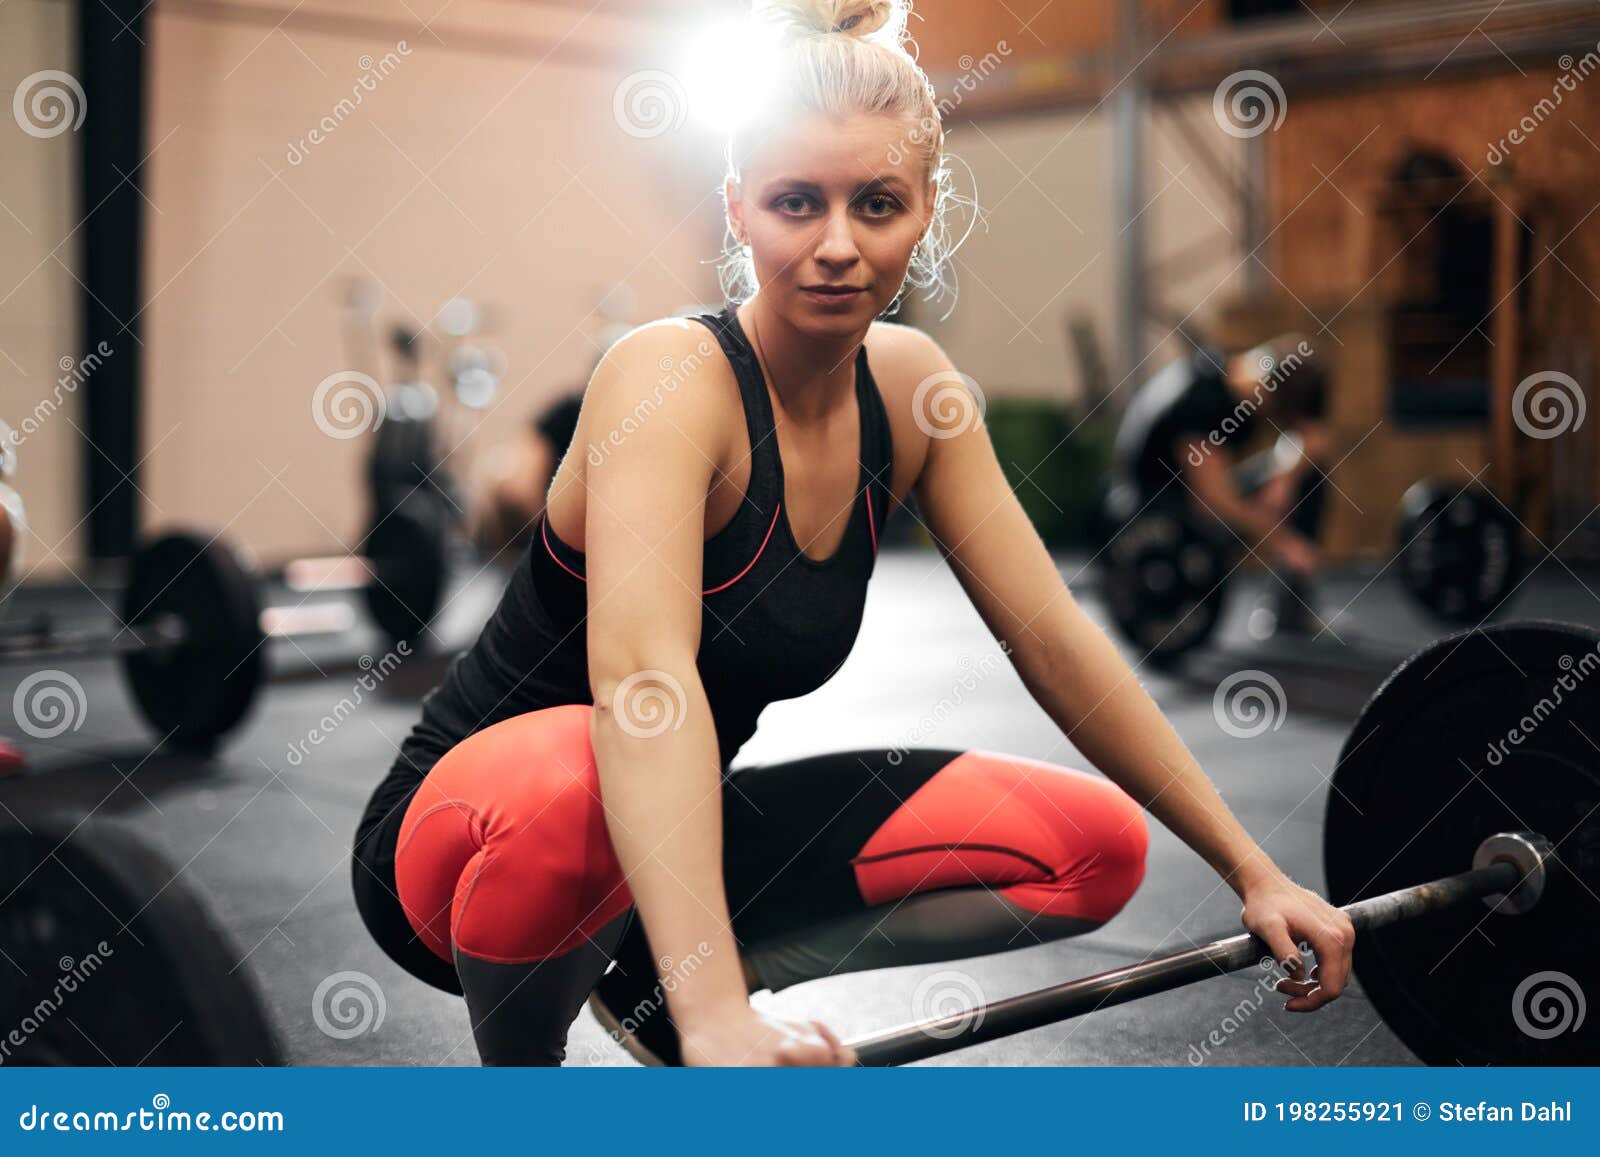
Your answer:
[267,494,450,646]
[1101,476,1527,663]
[0,518,441,749]
[852,620,1598,1065]
[1,621,1593,1065]
[849,831,1552,1066]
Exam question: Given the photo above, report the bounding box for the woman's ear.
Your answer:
[725,177,747,245]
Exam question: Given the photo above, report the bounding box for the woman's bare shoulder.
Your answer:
[864,318,951,392]
[604,315,732,373]
[579,316,741,460]
[864,318,958,498]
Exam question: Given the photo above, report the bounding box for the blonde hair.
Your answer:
[718,0,968,314]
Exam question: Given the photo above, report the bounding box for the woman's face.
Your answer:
[729,110,934,335]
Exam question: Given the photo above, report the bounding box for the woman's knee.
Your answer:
[1068,779,1148,919]
[394,704,634,964]
[851,749,1148,925]
[1012,758,1148,922]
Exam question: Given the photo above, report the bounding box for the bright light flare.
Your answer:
[679,17,784,136]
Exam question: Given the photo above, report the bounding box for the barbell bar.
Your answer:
[0,604,353,664]
[2,623,1592,1066]
[0,530,401,749]
[847,832,1550,1067]
[262,493,449,644]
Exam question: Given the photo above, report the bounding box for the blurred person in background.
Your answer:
[1109,333,1333,633]
[467,392,584,561]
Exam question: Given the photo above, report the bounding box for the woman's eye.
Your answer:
[859,195,898,216]
[776,195,811,214]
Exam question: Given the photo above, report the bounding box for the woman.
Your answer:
[351,0,1354,1067]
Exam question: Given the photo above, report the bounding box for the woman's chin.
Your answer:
[784,290,877,331]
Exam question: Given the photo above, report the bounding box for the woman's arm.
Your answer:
[903,334,1354,1009]
[579,324,849,1063]
[580,324,747,1026]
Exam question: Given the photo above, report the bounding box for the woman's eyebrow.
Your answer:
[764,175,911,195]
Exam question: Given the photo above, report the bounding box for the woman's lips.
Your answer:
[801,286,865,304]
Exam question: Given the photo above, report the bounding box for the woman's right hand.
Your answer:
[679,1004,856,1067]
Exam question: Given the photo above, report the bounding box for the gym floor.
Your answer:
[6,549,1593,1066]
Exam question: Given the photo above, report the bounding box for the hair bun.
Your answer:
[754,0,905,42]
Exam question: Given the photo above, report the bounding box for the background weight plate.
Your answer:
[362,494,448,646]
[0,814,283,1065]
[1396,479,1522,625]
[1103,505,1230,664]
[121,532,266,749]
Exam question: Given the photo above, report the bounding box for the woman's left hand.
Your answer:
[1239,874,1357,1012]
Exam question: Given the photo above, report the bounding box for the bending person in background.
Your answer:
[1109,334,1332,634]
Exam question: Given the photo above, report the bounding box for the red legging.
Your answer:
[393,704,1148,1061]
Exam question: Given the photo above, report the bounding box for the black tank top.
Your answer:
[360,305,896,843]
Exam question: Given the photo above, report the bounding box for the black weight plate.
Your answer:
[1396,479,1522,624]
[362,494,447,645]
[1102,505,1229,664]
[1325,621,1600,1065]
[0,814,283,1065]
[121,532,265,749]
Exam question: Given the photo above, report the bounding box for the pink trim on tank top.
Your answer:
[540,517,588,583]
[541,505,783,596]
[701,504,782,595]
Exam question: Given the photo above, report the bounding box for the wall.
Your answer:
[0,0,83,580]
[140,0,730,562]
[909,92,1249,412]
[1271,65,1600,320]
[6,0,1256,571]
[1264,63,1600,554]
